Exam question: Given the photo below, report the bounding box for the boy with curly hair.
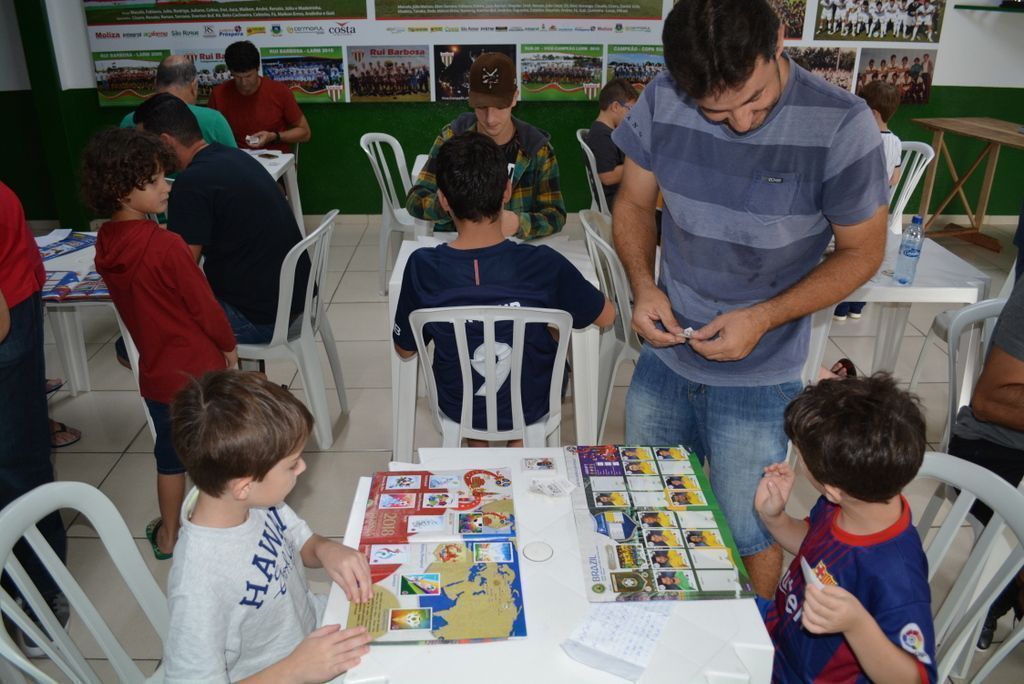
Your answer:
[82,127,237,560]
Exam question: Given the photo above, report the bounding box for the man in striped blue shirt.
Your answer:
[612,0,889,598]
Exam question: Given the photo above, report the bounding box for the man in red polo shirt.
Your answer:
[208,40,311,153]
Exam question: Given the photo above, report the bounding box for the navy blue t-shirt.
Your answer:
[393,241,605,430]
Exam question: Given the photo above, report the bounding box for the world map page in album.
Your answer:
[565,445,755,602]
[344,468,527,643]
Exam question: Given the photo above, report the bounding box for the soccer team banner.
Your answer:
[82,0,943,106]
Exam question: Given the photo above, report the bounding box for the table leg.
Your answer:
[284,166,305,236]
[871,303,911,374]
[918,130,944,227]
[49,307,90,395]
[391,351,417,461]
[974,142,1002,232]
[571,326,600,445]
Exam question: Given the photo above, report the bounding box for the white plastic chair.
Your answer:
[408,306,571,447]
[576,128,611,218]
[0,482,167,683]
[112,311,157,441]
[913,451,1024,682]
[359,133,432,295]
[888,141,936,235]
[235,210,347,450]
[580,210,641,442]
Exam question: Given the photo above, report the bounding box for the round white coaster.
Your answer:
[522,541,553,562]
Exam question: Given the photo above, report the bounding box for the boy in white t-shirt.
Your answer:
[835,80,903,322]
[164,370,373,683]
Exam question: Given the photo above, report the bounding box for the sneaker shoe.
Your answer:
[114,336,131,369]
[15,593,70,658]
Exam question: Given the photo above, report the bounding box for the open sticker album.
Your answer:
[343,468,526,643]
[565,445,754,602]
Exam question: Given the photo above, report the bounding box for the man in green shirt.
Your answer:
[121,55,236,148]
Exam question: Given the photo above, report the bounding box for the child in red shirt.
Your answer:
[82,128,237,559]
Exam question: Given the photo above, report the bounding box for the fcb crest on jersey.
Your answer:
[813,560,838,586]
[899,623,933,664]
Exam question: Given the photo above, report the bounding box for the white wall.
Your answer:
[0,0,30,92]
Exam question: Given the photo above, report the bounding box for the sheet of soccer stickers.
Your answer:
[344,468,527,643]
[565,446,755,601]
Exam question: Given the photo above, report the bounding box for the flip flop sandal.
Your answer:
[50,422,81,449]
[145,518,173,561]
[45,378,65,397]
[831,358,857,378]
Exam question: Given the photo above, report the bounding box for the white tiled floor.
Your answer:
[35,215,1023,680]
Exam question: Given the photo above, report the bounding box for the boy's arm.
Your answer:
[238,624,371,684]
[301,533,374,604]
[753,462,808,555]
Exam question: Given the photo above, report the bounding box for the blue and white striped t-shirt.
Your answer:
[613,58,889,386]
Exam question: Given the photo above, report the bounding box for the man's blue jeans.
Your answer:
[625,346,802,557]
[0,294,67,600]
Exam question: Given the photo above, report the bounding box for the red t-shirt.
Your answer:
[207,77,303,153]
[94,220,236,404]
[0,182,45,309]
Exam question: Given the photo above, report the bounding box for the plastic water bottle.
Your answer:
[893,215,924,285]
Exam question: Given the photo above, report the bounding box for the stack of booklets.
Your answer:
[41,271,109,301]
[39,232,95,261]
[343,468,527,643]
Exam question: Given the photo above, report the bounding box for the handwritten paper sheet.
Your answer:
[561,603,672,682]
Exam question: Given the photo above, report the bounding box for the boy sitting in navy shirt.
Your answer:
[755,374,936,683]
[393,132,614,445]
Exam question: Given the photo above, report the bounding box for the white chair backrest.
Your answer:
[580,210,640,354]
[408,306,571,443]
[945,297,1007,441]
[0,482,167,683]
[359,133,414,216]
[267,209,339,347]
[576,128,611,217]
[913,452,1024,682]
[888,141,935,234]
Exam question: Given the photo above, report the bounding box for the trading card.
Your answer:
[663,474,700,490]
[368,544,409,564]
[802,557,838,587]
[432,542,469,563]
[614,544,647,569]
[473,541,513,562]
[522,457,556,471]
[422,492,455,508]
[594,511,638,542]
[400,573,441,595]
[622,460,658,475]
[427,474,463,489]
[648,548,689,569]
[619,446,654,460]
[654,447,689,460]
[592,491,631,508]
[683,529,725,548]
[656,570,697,591]
[656,460,696,475]
[379,493,417,509]
[407,515,446,534]
[389,608,432,630]
[626,475,664,491]
[675,511,717,528]
[611,570,652,593]
[688,548,734,570]
[574,445,624,476]
[385,475,421,490]
[665,490,707,508]
[458,511,513,535]
[637,511,676,528]
[643,528,684,547]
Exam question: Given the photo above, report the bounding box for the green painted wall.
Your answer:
[3,85,1021,225]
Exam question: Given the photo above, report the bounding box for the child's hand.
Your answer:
[224,347,238,368]
[318,542,373,604]
[286,624,371,683]
[754,462,794,519]
[802,584,867,635]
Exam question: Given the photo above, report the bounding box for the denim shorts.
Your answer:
[218,299,302,345]
[144,399,186,475]
[625,347,802,557]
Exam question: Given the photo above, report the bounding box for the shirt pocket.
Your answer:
[744,170,800,225]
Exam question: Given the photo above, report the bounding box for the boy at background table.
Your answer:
[393,132,614,446]
[166,370,372,682]
[82,127,238,560]
[754,374,935,683]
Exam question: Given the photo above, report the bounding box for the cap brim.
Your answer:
[468,91,513,108]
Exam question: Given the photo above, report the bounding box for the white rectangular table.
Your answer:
[242,149,304,234]
[387,236,603,460]
[324,447,773,683]
[802,235,991,405]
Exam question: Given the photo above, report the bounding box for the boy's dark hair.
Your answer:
[784,373,926,503]
[860,80,901,122]
[171,370,313,497]
[224,40,261,73]
[80,127,177,216]
[599,78,640,110]
[663,0,780,100]
[436,132,507,222]
[134,92,203,146]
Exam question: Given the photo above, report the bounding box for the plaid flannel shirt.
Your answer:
[405,113,566,239]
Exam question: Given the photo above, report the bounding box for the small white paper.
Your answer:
[562,603,671,682]
[530,477,576,497]
[34,229,71,248]
[801,556,826,590]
